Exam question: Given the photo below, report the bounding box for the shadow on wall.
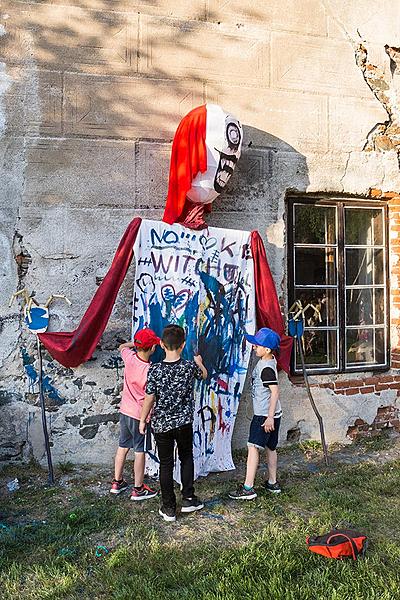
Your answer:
[0,3,310,342]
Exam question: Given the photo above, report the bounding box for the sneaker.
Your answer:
[159,506,176,522]
[130,483,158,501]
[110,479,129,495]
[228,485,257,500]
[265,481,281,494]
[181,496,204,513]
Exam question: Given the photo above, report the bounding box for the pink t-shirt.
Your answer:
[119,348,150,420]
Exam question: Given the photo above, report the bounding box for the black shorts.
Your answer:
[119,414,152,452]
[248,415,281,451]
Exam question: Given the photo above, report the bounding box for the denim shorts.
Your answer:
[119,414,152,452]
[248,415,281,451]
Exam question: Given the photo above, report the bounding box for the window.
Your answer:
[288,198,389,373]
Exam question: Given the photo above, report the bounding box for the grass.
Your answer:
[1,448,400,600]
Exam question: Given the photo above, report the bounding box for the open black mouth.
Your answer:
[214,151,238,193]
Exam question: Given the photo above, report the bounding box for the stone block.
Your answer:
[324,0,400,46]
[207,0,327,36]
[271,32,370,98]
[3,69,63,136]
[329,96,387,152]
[63,73,204,139]
[135,141,170,209]
[0,67,61,137]
[24,138,136,207]
[0,4,138,75]
[139,16,269,85]
[206,84,328,153]
[14,0,208,21]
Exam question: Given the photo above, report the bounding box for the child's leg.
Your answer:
[175,423,195,499]
[266,448,277,484]
[114,447,130,481]
[244,445,260,488]
[133,452,145,487]
[155,430,176,509]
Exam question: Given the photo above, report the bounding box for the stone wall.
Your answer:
[1,1,400,465]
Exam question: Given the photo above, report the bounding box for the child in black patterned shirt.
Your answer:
[140,324,207,522]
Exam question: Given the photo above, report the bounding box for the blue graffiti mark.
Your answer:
[21,347,63,402]
[21,347,37,392]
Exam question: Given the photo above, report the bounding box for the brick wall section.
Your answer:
[347,406,400,439]
[311,373,400,439]
[313,374,400,396]
[370,188,400,367]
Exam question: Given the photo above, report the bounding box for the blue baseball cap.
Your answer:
[245,327,280,351]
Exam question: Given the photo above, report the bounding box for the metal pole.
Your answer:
[297,336,329,467]
[36,336,55,485]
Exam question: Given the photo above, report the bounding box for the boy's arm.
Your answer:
[139,394,155,434]
[194,354,207,380]
[118,341,135,352]
[263,386,279,432]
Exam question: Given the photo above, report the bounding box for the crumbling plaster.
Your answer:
[1,1,400,465]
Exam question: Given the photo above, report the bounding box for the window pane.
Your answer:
[374,249,384,284]
[375,288,385,325]
[294,288,337,326]
[295,248,336,285]
[345,208,383,245]
[346,328,385,365]
[294,205,336,244]
[295,330,337,369]
[346,248,372,285]
[346,249,384,285]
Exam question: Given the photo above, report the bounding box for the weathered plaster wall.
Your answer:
[1,0,400,465]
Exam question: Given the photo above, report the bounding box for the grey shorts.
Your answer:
[119,414,152,452]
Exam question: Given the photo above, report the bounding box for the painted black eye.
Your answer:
[226,123,241,148]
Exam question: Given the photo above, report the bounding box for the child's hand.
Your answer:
[194,354,203,366]
[139,420,146,435]
[262,417,274,432]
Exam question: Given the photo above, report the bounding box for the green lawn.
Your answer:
[1,444,400,600]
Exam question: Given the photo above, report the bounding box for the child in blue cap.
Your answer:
[229,327,282,500]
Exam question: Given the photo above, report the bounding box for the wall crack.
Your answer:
[356,44,400,164]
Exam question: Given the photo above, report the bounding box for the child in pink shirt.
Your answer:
[110,328,160,500]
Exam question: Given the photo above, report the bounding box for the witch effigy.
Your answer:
[38,104,292,477]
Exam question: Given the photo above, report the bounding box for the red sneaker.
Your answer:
[109,479,129,495]
[130,483,158,501]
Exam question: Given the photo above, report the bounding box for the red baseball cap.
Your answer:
[133,328,160,349]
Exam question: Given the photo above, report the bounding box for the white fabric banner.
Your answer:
[133,219,256,477]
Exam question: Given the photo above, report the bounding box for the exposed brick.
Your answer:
[361,386,375,394]
[388,382,400,390]
[375,383,390,391]
[379,375,395,383]
[369,187,382,198]
[318,382,334,389]
[363,377,379,385]
[334,379,360,389]
[344,388,360,395]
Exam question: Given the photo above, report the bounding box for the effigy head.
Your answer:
[163,104,243,229]
[187,104,243,205]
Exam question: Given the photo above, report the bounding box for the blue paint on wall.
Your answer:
[21,347,64,403]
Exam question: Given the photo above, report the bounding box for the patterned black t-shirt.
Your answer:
[146,359,203,433]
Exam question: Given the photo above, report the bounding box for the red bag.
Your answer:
[306,529,368,560]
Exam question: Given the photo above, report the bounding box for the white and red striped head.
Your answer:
[188,104,243,205]
[163,104,243,227]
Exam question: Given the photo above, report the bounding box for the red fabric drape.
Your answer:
[39,218,142,368]
[163,105,208,225]
[250,231,293,373]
